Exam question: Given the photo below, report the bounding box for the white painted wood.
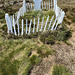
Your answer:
[5,13,13,34]
[36,17,40,32]
[26,19,28,34]
[44,15,49,31]
[21,19,24,35]
[17,19,20,36]
[28,19,32,35]
[51,17,57,31]
[33,0,42,10]
[13,15,17,35]
[48,15,54,30]
[33,18,35,33]
[40,17,44,31]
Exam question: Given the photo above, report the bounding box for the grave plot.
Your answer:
[5,0,65,37]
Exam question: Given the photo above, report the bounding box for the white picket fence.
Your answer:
[5,0,65,36]
[26,1,54,11]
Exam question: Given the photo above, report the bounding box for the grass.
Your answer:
[52,64,72,75]
[40,24,72,45]
[0,35,55,75]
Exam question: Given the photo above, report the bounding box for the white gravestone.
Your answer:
[33,0,42,10]
[5,13,13,34]
[36,18,40,32]
[21,19,24,35]
[44,15,49,31]
[13,15,17,35]
[54,0,57,11]
[28,19,32,35]
[40,17,44,31]
[26,19,28,34]
[33,18,35,33]
[48,15,54,30]
[23,0,26,13]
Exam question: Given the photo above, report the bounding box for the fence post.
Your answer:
[48,15,54,30]
[26,19,28,34]
[21,19,24,35]
[36,17,40,32]
[44,15,49,31]
[40,17,44,31]
[33,18,35,33]
[28,19,32,35]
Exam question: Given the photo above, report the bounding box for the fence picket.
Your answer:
[33,18,35,33]
[28,19,32,35]
[44,15,49,31]
[40,17,44,31]
[36,18,40,32]
[48,15,54,30]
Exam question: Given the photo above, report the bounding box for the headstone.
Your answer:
[23,0,26,13]
[26,19,28,34]
[54,0,57,11]
[40,17,44,31]
[33,18,35,33]
[28,19,32,35]
[44,15,49,31]
[36,18,40,32]
[21,19,24,35]
[33,0,42,10]
[48,15,54,30]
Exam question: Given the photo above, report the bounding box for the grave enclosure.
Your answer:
[5,0,65,36]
